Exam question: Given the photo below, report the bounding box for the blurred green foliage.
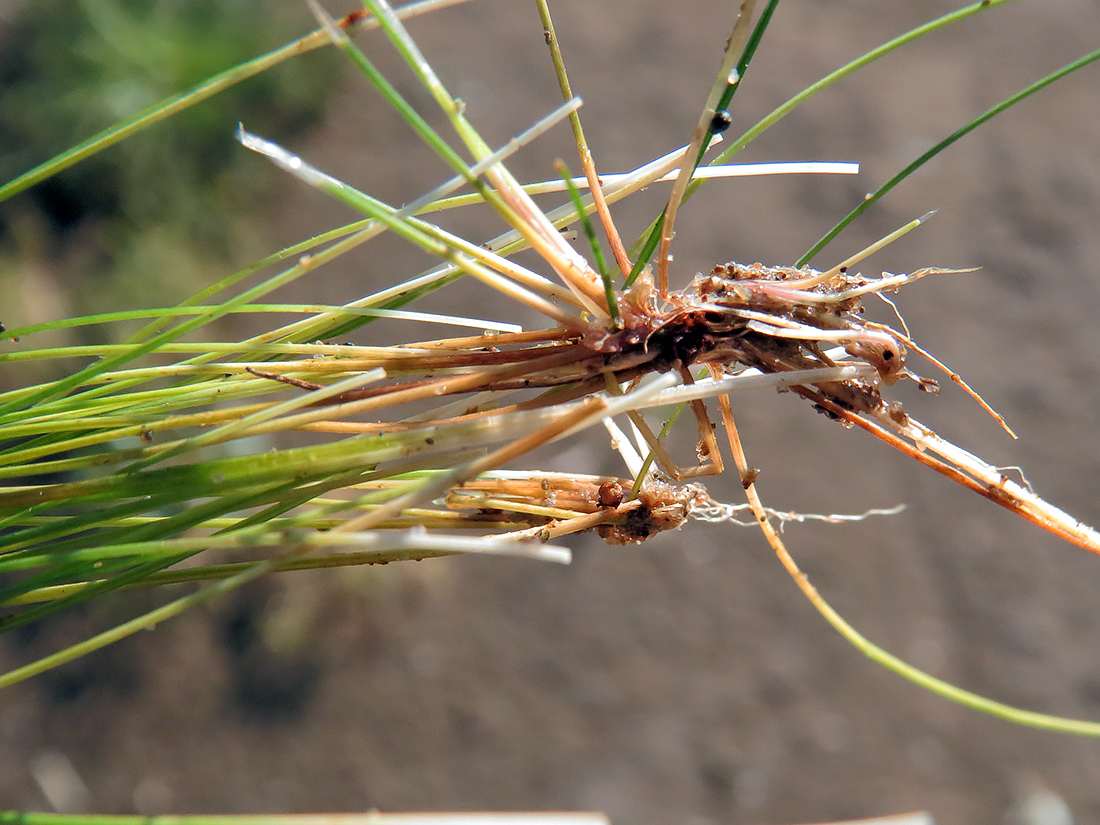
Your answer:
[0,0,340,313]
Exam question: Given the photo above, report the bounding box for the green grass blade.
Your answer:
[625,0,781,284]
[789,548,1100,736]
[798,45,1100,265]
[557,161,619,323]
[625,0,1018,277]
[0,31,331,204]
[0,0,472,203]
[693,0,783,169]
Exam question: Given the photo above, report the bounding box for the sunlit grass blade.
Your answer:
[626,0,778,286]
[628,0,1015,281]
[0,236,367,414]
[122,88,578,349]
[355,0,608,311]
[238,128,587,328]
[770,499,1100,736]
[655,0,758,293]
[535,0,633,278]
[0,0,471,204]
[556,160,619,324]
[306,0,552,276]
[697,0,782,161]
[798,44,1100,265]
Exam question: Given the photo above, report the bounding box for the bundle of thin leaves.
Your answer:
[1,0,1099,743]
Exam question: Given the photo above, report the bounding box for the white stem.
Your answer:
[306,527,571,564]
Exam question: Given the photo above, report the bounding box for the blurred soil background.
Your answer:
[2,1,1100,823]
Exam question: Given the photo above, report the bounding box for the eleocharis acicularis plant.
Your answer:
[1,0,1100,743]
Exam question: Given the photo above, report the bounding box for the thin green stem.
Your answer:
[782,543,1100,736]
[629,0,1016,281]
[798,44,1100,265]
[0,0,471,204]
[557,160,619,324]
[0,33,329,204]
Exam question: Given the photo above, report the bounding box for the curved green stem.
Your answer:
[778,540,1100,736]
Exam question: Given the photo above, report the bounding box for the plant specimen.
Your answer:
[0,0,1098,749]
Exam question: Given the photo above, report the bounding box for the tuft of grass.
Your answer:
[0,0,1099,745]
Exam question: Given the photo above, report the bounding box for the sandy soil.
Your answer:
[4,2,1100,823]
